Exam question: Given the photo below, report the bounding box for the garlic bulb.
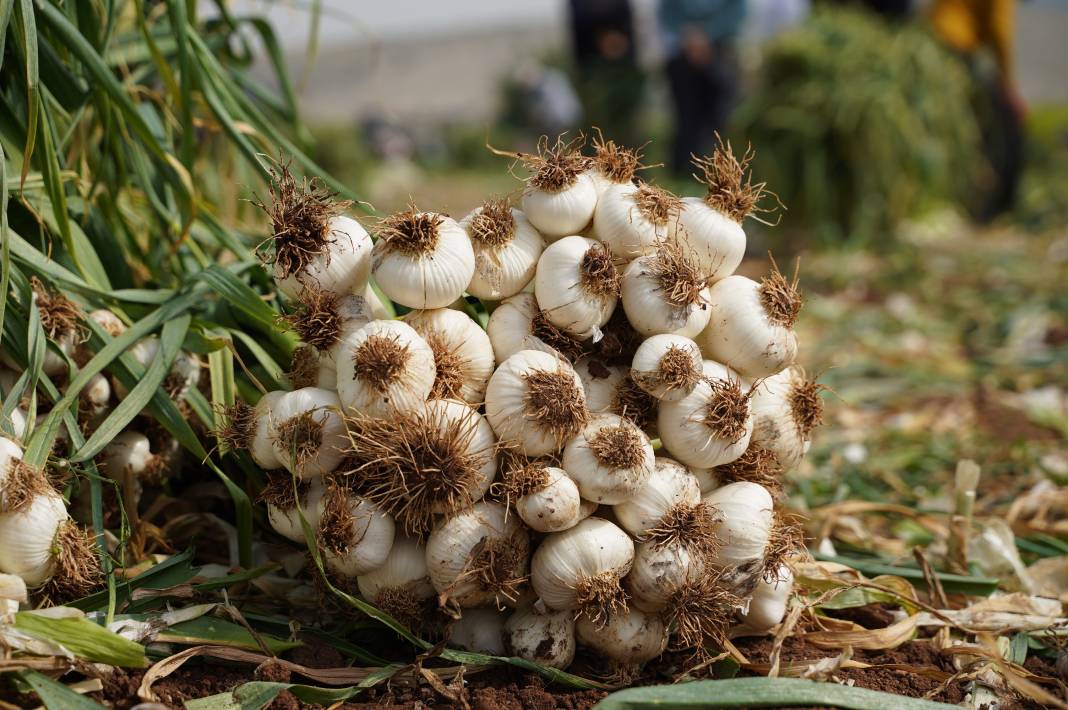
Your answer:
[702,482,774,579]
[519,136,597,240]
[271,215,373,300]
[576,606,666,667]
[737,564,793,634]
[223,390,286,470]
[30,278,83,377]
[371,208,475,310]
[613,457,701,537]
[263,474,327,543]
[78,373,111,424]
[574,357,626,413]
[88,308,125,337]
[486,293,583,365]
[426,501,529,609]
[620,244,711,338]
[749,367,824,472]
[593,182,680,260]
[287,291,373,361]
[320,490,396,578]
[100,431,159,481]
[625,540,706,613]
[450,607,507,655]
[287,344,335,391]
[269,387,348,479]
[461,199,544,300]
[510,465,582,533]
[534,236,618,340]
[697,270,800,378]
[0,493,66,585]
[485,349,589,457]
[404,308,494,405]
[0,439,49,514]
[586,133,641,198]
[630,335,703,403]
[562,414,654,504]
[658,360,753,469]
[335,320,436,418]
[112,338,200,402]
[504,605,576,669]
[356,536,435,623]
[530,517,633,622]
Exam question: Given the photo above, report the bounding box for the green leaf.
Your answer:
[158,616,300,655]
[13,670,107,710]
[68,549,197,613]
[12,0,38,187]
[15,612,148,667]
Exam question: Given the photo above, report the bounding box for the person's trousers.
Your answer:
[665,47,739,174]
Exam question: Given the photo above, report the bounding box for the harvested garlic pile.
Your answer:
[240,136,825,674]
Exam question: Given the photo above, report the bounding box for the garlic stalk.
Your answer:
[561,413,654,504]
[487,293,584,365]
[356,536,436,629]
[518,135,597,240]
[449,607,507,655]
[260,471,327,543]
[335,320,436,418]
[371,207,475,309]
[504,604,576,669]
[620,242,711,338]
[269,387,349,479]
[575,606,666,668]
[319,488,396,578]
[534,236,619,340]
[630,334,703,403]
[749,367,825,472]
[404,308,494,405]
[461,198,545,300]
[593,182,681,260]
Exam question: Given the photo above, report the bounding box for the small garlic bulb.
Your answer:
[335,320,436,418]
[630,335,703,403]
[269,387,348,479]
[657,360,753,469]
[504,605,576,669]
[697,270,800,378]
[88,308,126,337]
[561,414,654,504]
[511,465,583,533]
[112,339,200,401]
[450,607,507,655]
[320,490,396,578]
[485,350,589,457]
[461,199,544,300]
[593,182,680,260]
[737,564,793,634]
[0,439,50,515]
[613,457,701,537]
[263,475,327,543]
[519,136,597,240]
[486,293,583,365]
[371,208,475,309]
[272,215,373,300]
[78,373,112,424]
[576,606,666,668]
[0,493,67,585]
[534,236,618,340]
[30,278,83,377]
[702,482,774,576]
[426,501,529,609]
[749,367,824,472]
[625,540,706,613]
[100,431,159,481]
[404,308,494,405]
[530,517,633,621]
[620,244,711,338]
[287,344,336,391]
[249,391,286,470]
[356,536,435,621]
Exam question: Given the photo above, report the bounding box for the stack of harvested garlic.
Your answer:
[229,137,824,674]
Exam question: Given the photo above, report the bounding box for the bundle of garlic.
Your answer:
[239,134,824,676]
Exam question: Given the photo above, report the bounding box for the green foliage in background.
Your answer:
[732,8,981,243]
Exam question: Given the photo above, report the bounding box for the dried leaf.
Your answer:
[803,615,919,650]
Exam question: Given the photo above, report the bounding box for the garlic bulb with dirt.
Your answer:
[698,265,801,378]
[371,207,475,310]
[404,308,494,405]
[319,489,396,578]
[485,349,589,457]
[620,242,711,338]
[658,360,753,469]
[613,457,702,537]
[575,606,666,668]
[504,604,576,669]
[461,199,544,300]
[574,357,626,413]
[530,517,633,622]
[335,320,436,418]
[356,536,435,626]
[562,414,654,504]
[748,367,825,472]
[487,293,584,365]
[593,182,681,260]
[624,540,706,613]
[702,481,774,586]
[517,136,597,240]
[269,387,348,479]
[261,472,327,543]
[736,564,793,635]
[630,334,703,403]
[502,461,583,533]
[450,607,507,655]
[426,501,529,609]
[534,236,619,340]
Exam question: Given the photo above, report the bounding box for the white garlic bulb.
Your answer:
[404,308,494,405]
[561,414,654,505]
[88,308,126,337]
[625,540,706,613]
[574,357,626,414]
[356,536,435,611]
[593,182,681,260]
[273,215,373,300]
[576,606,666,667]
[485,349,589,457]
[321,491,396,578]
[520,138,597,240]
[613,457,701,537]
[100,430,157,481]
[504,605,576,669]
[461,200,545,300]
[630,335,703,403]
[288,292,374,373]
[372,209,475,310]
[737,564,793,634]
[514,466,583,533]
[78,373,111,424]
[0,493,67,585]
[335,320,436,418]
[531,517,633,619]
[112,338,200,402]
[748,367,824,472]
[269,387,348,479]
[265,477,327,543]
[450,607,507,655]
[620,247,711,338]
[486,293,583,365]
[249,391,286,470]
[534,236,618,340]
[658,360,753,469]
[702,482,774,573]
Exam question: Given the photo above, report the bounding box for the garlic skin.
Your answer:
[561,414,654,505]
[250,391,286,470]
[613,457,700,537]
[592,183,675,260]
[576,606,666,667]
[322,494,396,578]
[450,607,507,655]
[504,605,576,669]
[372,212,475,309]
[691,467,720,494]
[79,373,112,423]
[89,309,126,337]
[534,236,617,340]
[748,368,810,472]
[658,360,753,469]
[275,216,373,300]
[674,197,746,283]
[335,320,436,418]
[737,564,793,634]
[630,335,703,403]
[100,431,154,480]
[698,275,798,378]
[404,308,494,405]
[702,482,774,572]
[516,467,582,533]
[0,437,23,492]
[620,254,711,338]
[574,357,626,414]
[0,494,67,585]
[42,332,77,377]
[357,536,435,606]
[269,387,349,479]
[522,172,598,241]
[486,293,579,365]
[531,517,634,613]
[267,478,327,543]
[485,349,588,457]
[625,540,705,613]
[460,203,545,300]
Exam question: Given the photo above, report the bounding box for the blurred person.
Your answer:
[659,0,747,174]
[568,0,645,146]
[930,0,1025,219]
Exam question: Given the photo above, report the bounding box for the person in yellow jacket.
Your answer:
[929,0,1025,219]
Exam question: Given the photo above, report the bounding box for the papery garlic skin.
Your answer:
[461,205,545,300]
[620,254,711,338]
[737,564,793,634]
[0,494,66,585]
[576,606,666,667]
[357,536,435,604]
[531,517,633,612]
[657,360,753,469]
[630,335,703,403]
[562,414,654,505]
[269,387,349,479]
[250,391,286,470]
[335,320,436,418]
[504,605,576,669]
[522,172,598,241]
[592,183,674,260]
[516,467,582,533]
[534,236,617,340]
[372,214,475,309]
[674,197,746,283]
[486,294,575,365]
[323,494,396,578]
[702,482,774,572]
[625,540,705,613]
[449,607,507,655]
[574,357,626,414]
[404,308,494,405]
[275,216,373,300]
[749,368,809,472]
[267,478,327,543]
[613,457,700,537]
[698,276,798,378]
